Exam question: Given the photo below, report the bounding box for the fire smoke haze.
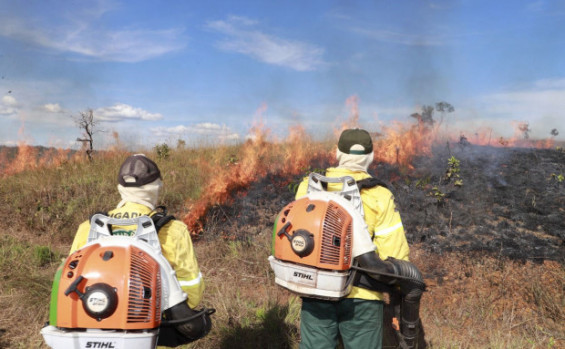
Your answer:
[0,0,564,148]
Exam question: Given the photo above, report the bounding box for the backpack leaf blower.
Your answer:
[41,215,214,349]
[269,173,426,349]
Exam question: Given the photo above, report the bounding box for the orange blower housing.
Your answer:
[273,196,353,271]
[54,242,162,330]
[268,187,376,299]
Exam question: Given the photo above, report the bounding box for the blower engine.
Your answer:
[41,215,213,349]
[269,174,377,299]
[269,173,426,348]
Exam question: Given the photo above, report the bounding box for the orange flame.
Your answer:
[1,124,86,177]
[374,120,434,169]
[183,106,275,234]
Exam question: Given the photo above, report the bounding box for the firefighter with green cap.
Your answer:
[294,128,412,349]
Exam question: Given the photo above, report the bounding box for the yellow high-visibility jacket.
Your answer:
[295,167,410,301]
[69,202,204,308]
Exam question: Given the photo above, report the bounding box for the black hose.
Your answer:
[161,307,216,326]
[353,252,426,349]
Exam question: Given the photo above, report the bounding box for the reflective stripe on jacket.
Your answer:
[295,167,410,301]
[69,202,204,308]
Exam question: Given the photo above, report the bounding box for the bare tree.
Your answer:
[551,128,559,137]
[73,109,98,161]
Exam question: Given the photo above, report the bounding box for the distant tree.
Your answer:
[435,101,455,132]
[409,102,455,142]
[421,105,435,125]
[410,105,435,132]
[177,139,186,149]
[73,109,98,162]
[518,122,531,139]
[551,128,559,137]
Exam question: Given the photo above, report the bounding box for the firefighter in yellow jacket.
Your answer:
[69,154,206,345]
[295,128,410,349]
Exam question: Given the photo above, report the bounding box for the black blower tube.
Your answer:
[158,302,214,347]
[356,252,426,349]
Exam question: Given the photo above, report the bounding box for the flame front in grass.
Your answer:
[455,124,556,149]
[374,121,435,169]
[183,110,273,235]
[182,111,336,235]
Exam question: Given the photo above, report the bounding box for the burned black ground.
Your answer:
[203,145,565,264]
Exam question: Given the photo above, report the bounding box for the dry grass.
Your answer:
[189,231,301,349]
[0,142,564,348]
[0,230,563,349]
[412,247,564,349]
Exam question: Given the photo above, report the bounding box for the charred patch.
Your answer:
[203,145,565,263]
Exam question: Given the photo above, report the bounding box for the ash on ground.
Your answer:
[204,144,565,264]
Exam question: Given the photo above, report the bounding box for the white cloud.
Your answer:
[43,103,64,113]
[452,78,565,140]
[0,95,18,115]
[533,78,565,89]
[95,103,163,122]
[526,0,565,15]
[0,6,186,63]
[57,27,186,63]
[350,27,445,46]
[151,122,240,141]
[2,95,17,106]
[481,81,565,119]
[206,16,326,71]
[527,0,546,12]
[0,140,18,146]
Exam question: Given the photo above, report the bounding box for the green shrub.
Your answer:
[154,143,171,159]
[33,245,55,267]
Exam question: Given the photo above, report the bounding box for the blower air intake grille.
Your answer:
[155,271,162,322]
[320,202,352,265]
[127,246,160,323]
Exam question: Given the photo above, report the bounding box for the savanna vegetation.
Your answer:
[0,130,563,349]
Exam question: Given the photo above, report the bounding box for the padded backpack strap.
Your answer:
[356,177,388,191]
[151,205,176,233]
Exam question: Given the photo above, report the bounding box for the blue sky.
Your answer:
[0,0,564,148]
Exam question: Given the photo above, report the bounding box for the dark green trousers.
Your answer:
[299,298,384,349]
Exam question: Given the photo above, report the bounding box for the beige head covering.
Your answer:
[116,154,163,209]
[336,129,375,172]
[117,178,163,210]
[336,145,374,172]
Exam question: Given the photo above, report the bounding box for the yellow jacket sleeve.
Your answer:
[295,177,309,199]
[158,220,205,309]
[364,186,410,261]
[69,220,91,254]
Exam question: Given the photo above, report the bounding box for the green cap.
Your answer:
[337,129,373,155]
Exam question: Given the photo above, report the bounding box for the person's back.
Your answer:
[295,129,410,349]
[69,154,204,308]
[68,154,212,347]
[71,201,204,309]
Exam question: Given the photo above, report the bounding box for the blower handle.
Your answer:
[277,221,293,241]
[64,275,86,299]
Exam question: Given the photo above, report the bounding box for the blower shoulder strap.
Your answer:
[355,176,389,191]
[150,205,176,233]
[89,211,109,221]
[89,206,176,234]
